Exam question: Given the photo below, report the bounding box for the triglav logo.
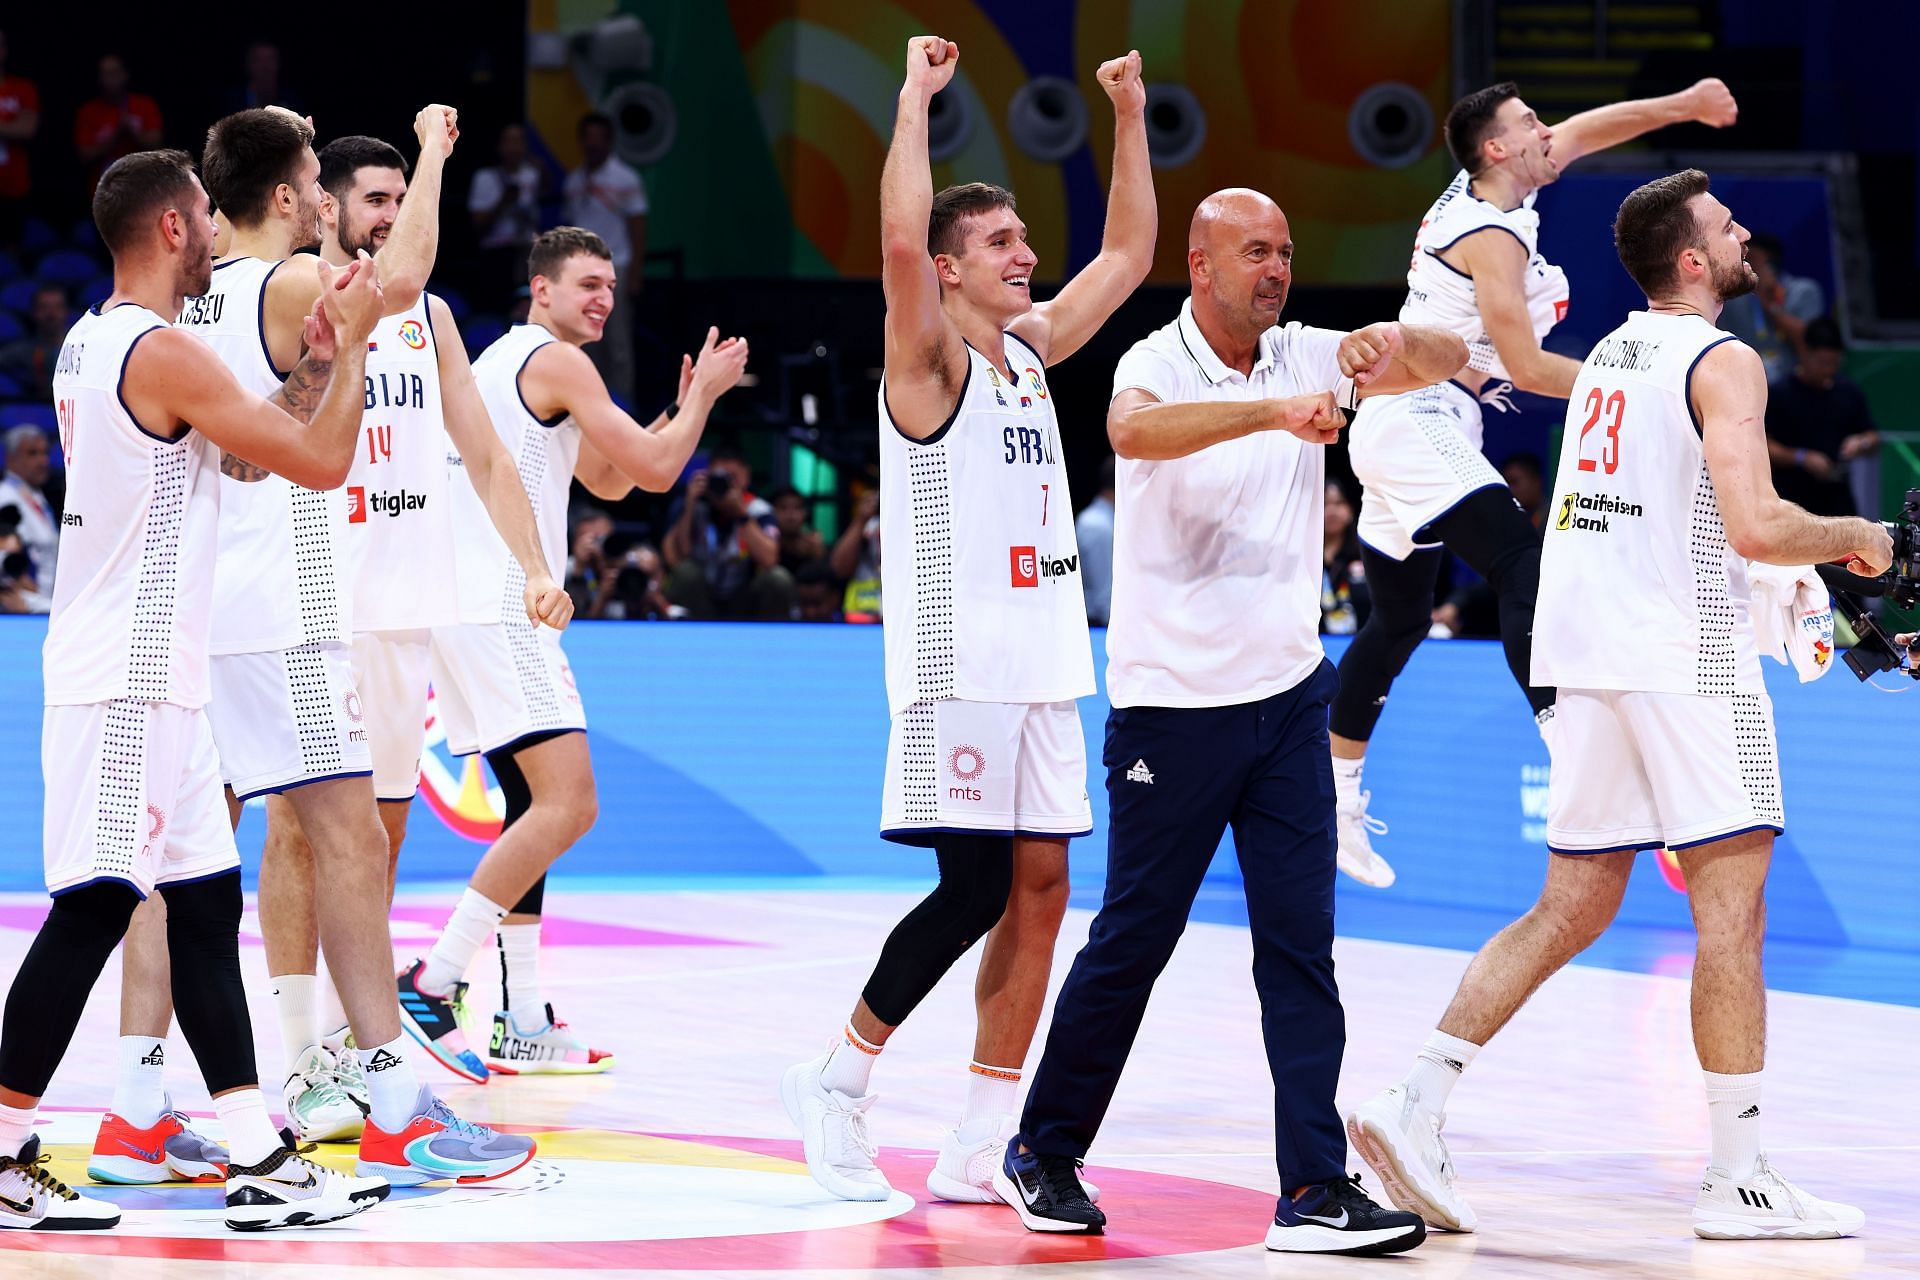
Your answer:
[1009,546,1077,588]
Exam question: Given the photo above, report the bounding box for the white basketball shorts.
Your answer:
[881,698,1092,845]
[43,700,241,898]
[1350,380,1505,561]
[429,621,585,758]
[208,641,372,801]
[1546,688,1785,854]
[351,629,432,802]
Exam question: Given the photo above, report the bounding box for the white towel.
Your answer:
[1748,563,1835,682]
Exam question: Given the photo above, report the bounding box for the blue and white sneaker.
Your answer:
[396,959,488,1083]
[991,1140,1105,1234]
[355,1087,536,1187]
[1266,1174,1426,1255]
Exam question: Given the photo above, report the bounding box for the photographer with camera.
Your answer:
[662,446,794,620]
[566,509,675,621]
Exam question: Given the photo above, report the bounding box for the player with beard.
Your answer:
[2,147,393,1231]
[400,225,746,1079]
[1346,171,1887,1240]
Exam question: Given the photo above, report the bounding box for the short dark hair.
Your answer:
[1613,169,1712,298]
[93,149,200,256]
[578,111,614,138]
[1444,82,1520,174]
[202,108,315,229]
[1802,316,1844,353]
[929,182,1016,258]
[528,225,613,281]
[768,485,803,506]
[316,135,408,201]
[1501,451,1544,479]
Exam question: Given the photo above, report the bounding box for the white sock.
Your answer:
[1333,754,1365,805]
[1404,1029,1481,1117]
[317,962,349,1049]
[112,1035,169,1127]
[0,1100,38,1156]
[213,1089,282,1167]
[269,974,319,1072]
[358,1035,424,1132]
[497,923,545,1026]
[1704,1069,1764,1181]
[960,1061,1021,1135]
[819,1024,881,1097]
[419,889,507,996]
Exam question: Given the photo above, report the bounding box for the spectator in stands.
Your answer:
[1077,454,1115,625]
[1500,451,1546,528]
[563,111,646,402]
[1321,481,1369,636]
[1719,231,1824,381]
[223,40,300,115]
[0,422,58,597]
[0,283,69,398]
[0,29,41,250]
[770,485,825,575]
[1766,317,1879,518]
[829,486,881,622]
[0,503,48,614]
[794,561,843,623]
[469,123,544,308]
[75,54,163,193]
[663,448,792,620]
[566,508,675,620]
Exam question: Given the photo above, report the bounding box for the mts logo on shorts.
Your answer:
[1010,546,1078,588]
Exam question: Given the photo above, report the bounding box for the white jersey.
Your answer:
[44,303,222,707]
[879,332,1094,714]
[450,323,580,622]
[340,295,458,632]
[1532,310,1759,695]
[1401,169,1570,380]
[184,255,350,654]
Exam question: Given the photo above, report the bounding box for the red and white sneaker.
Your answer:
[88,1099,229,1185]
[486,1005,614,1075]
[356,1087,537,1187]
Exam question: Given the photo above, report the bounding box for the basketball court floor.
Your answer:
[0,880,1910,1279]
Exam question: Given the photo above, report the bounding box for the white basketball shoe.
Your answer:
[1346,1083,1475,1231]
[780,1051,891,1202]
[926,1117,1100,1204]
[1693,1155,1865,1240]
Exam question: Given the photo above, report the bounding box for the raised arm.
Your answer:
[1695,340,1889,571]
[880,37,967,440]
[1550,78,1737,170]
[371,104,457,310]
[431,297,570,628]
[1009,51,1154,366]
[523,327,748,494]
[1454,230,1582,398]
[1108,388,1341,461]
[1338,322,1469,397]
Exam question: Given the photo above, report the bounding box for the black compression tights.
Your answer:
[1331,484,1555,741]
[859,834,1015,1027]
[0,871,256,1099]
[484,739,544,916]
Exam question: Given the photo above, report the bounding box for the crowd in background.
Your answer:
[0,29,1888,624]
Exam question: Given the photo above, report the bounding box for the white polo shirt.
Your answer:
[1106,299,1352,709]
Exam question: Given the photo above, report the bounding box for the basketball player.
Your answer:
[254,134,569,1118]
[399,225,747,1079]
[1347,171,1885,1240]
[782,36,1155,1204]
[167,106,536,1185]
[1,148,391,1231]
[1329,78,1739,886]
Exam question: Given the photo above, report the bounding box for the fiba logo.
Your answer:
[947,744,985,802]
[398,319,428,350]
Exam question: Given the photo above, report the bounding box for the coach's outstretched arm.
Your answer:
[1549,78,1738,170]
[1010,50,1155,366]
[1340,322,1470,397]
[1696,339,1891,573]
[879,36,967,441]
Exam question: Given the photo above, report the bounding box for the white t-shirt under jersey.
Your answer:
[1532,310,1761,695]
[181,255,350,654]
[878,331,1094,715]
[340,295,458,632]
[44,303,222,707]
[1401,169,1570,380]
[449,323,580,623]
[1106,301,1354,709]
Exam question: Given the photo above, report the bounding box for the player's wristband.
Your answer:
[665,401,680,420]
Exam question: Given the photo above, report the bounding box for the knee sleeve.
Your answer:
[159,871,258,1096]
[1426,488,1555,716]
[859,834,1014,1027]
[1330,545,1444,741]
[0,882,140,1098]
[485,742,547,916]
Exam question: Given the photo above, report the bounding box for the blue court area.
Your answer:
[1,619,1912,1006]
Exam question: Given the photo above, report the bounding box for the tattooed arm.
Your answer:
[222,295,343,482]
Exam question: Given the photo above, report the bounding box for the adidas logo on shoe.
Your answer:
[1126,759,1154,785]
[366,1049,404,1073]
[140,1043,165,1067]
